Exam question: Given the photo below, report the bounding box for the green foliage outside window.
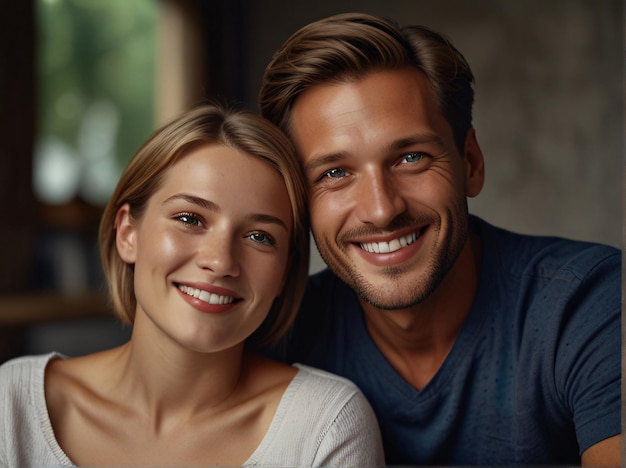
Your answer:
[36,0,157,205]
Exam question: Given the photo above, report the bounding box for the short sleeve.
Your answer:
[554,251,621,453]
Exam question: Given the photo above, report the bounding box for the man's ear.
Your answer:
[115,203,137,264]
[463,127,485,198]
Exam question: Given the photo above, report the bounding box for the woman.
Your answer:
[0,104,384,466]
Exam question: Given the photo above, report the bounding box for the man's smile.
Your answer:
[359,231,420,254]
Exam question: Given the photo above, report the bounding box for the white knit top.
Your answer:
[0,353,384,467]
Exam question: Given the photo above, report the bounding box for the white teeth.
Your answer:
[177,285,235,305]
[360,232,418,254]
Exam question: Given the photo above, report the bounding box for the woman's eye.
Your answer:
[247,232,275,246]
[175,213,202,227]
[401,152,425,163]
[323,167,348,179]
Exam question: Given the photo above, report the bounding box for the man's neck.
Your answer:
[361,233,481,390]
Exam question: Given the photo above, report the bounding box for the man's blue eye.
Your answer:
[403,152,424,163]
[324,168,347,178]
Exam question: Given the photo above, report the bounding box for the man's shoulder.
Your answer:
[473,216,620,278]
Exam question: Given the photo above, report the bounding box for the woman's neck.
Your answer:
[106,325,246,431]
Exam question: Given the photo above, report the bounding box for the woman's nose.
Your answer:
[195,230,241,277]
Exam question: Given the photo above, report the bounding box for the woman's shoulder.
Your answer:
[247,361,384,466]
[0,352,61,386]
[246,355,361,397]
[0,354,62,446]
[243,356,367,419]
[292,363,362,394]
[0,353,73,466]
[280,363,374,421]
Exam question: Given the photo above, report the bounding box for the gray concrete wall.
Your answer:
[242,1,623,272]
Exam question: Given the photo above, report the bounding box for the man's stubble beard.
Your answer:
[312,206,469,311]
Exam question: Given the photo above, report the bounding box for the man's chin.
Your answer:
[357,290,427,311]
[344,273,430,310]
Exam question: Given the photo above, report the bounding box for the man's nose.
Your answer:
[354,170,407,228]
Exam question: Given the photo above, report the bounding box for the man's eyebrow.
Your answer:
[388,133,447,151]
[303,152,347,175]
[303,133,448,175]
[162,193,289,232]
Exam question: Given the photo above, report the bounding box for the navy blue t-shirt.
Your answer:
[267,217,621,465]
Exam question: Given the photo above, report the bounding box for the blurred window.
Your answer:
[35,0,157,206]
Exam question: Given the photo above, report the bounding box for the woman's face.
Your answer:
[116,143,293,354]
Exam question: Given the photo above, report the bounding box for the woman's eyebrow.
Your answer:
[162,193,219,212]
[249,213,289,232]
[163,193,289,232]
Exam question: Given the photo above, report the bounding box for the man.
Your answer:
[259,12,621,466]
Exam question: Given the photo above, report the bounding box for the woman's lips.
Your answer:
[177,284,236,305]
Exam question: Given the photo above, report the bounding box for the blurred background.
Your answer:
[0,0,622,363]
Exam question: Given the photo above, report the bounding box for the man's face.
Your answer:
[290,67,484,311]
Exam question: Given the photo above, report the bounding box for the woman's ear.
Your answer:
[116,203,137,264]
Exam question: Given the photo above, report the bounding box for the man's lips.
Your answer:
[176,284,238,305]
[358,231,420,254]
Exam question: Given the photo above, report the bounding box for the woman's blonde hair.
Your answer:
[99,103,309,347]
